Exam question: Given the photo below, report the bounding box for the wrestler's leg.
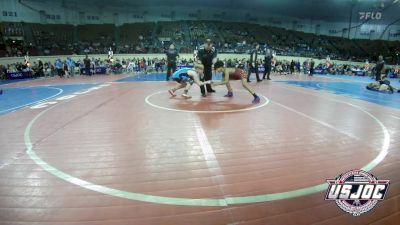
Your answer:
[241,78,260,104]
[168,81,186,97]
[182,82,193,98]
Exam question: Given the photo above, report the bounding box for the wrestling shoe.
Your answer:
[224,92,233,97]
[182,93,192,98]
[252,96,260,104]
[168,89,176,97]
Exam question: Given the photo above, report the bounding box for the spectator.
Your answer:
[37,59,44,77]
[67,57,76,77]
[248,43,261,82]
[290,60,295,74]
[55,58,64,78]
[83,55,91,76]
[375,55,385,81]
[165,44,179,81]
[263,49,273,80]
[310,59,315,76]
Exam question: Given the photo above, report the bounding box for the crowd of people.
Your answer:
[0,57,151,80]
[1,30,399,89]
[1,21,399,64]
[1,54,399,82]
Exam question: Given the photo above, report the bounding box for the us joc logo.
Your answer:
[325,170,389,216]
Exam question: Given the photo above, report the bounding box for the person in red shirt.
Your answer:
[212,60,260,104]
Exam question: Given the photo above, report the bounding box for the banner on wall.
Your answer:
[80,66,107,74]
[95,66,107,74]
[314,69,325,74]
[354,71,365,76]
[6,71,31,79]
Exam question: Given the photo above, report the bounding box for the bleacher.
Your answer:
[0,20,398,63]
[215,22,249,44]
[77,24,114,44]
[31,24,74,45]
[188,21,221,44]
[157,21,184,42]
[120,22,155,46]
[0,22,24,37]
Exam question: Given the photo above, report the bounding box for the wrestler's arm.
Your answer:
[212,68,232,86]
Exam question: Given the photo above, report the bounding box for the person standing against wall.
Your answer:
[24,51,30,67]
[375,55,385,81]
[83,55,91,76]
[67,57,75,77]
[165,44,179,81]
[36,59,44,78]
[108,47,114,63]
[309,59,315,76]
[248,43,262,82]
[55,58,64,78]
[263,49,272,80]
[290,60,295,74]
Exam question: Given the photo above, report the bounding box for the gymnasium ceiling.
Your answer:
[25,0,400,22]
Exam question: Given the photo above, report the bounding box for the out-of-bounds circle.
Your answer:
[24,89,390,206]
[145,90,270,113]
[0,86,63,114]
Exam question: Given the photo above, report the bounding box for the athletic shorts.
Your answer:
[229,69,247,80]
[173,73,192,84]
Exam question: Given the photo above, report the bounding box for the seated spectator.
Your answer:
[0,65,6,80]
[43,62,52,77]
[113,60,123,74]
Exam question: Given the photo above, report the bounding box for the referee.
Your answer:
[165,44,179,81]
[197,39,217,97]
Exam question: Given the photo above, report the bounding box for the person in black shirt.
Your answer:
[0,65,6,80]
[197,39,217,97]
[39,60,44,77]
[290,60,295,74]
[248,43,261,82]
[375,55,385,81]
[263,49,272,80]
[165,44,179,81]
[83,55,91,76]
[35,59,44,78]
[309,59,315,76]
